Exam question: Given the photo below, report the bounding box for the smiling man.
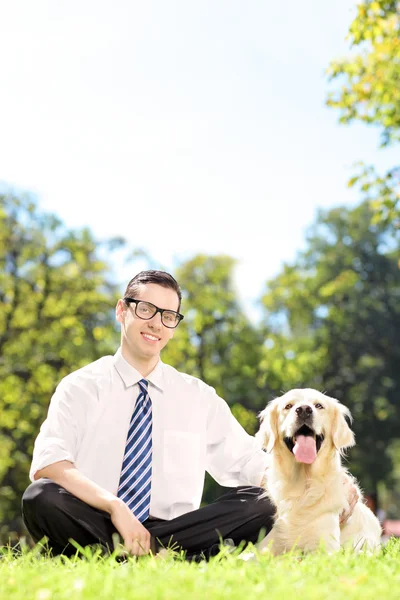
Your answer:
[22,270,275,559]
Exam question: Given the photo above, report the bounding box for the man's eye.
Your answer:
[284,404,293,410]
[315,403,324,409]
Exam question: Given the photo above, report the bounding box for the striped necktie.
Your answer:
[117,378,152,522]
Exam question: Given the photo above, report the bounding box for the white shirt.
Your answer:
[30,349,269,520]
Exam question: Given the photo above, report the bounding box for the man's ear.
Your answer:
[332,403,355,451]
[116,299,127,324]
[256,399,280,453]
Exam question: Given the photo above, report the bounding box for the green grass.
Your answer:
[1,539,400,600]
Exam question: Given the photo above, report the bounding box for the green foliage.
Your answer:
[327,0,400,227]
[0,192,120,535]
[327,0,400,145]
[231,403,258,436]
[261,200,400,496]
[347,163,400,231]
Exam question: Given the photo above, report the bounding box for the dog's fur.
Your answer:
[256,389,381,555]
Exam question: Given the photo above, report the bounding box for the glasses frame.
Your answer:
[124,298,184,329]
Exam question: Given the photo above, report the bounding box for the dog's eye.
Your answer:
[315,403,324,409]
[284,403,293,410]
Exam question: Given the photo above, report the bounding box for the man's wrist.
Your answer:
[107,495,125,515]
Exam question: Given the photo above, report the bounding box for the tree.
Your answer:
[261,201,400,501]
[0,192,122,538]
[163,254,266,412]
[327,0,400,228]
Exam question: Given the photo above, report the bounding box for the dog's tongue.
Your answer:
[293,435,317,464]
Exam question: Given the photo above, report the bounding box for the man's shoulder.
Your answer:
[59,355,115,390]
[161,363,214,394]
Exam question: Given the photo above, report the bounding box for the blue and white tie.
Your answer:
[117,379,152,522]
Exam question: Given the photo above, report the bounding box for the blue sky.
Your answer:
[1,1,397,313]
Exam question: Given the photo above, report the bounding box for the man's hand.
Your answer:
[339,474,359,527]
[109,499,151,556]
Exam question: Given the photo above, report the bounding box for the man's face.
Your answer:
[116,283,180,362]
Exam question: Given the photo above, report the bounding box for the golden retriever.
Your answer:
[256,389,382,554]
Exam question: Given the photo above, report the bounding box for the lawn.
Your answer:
[1,539,400,600]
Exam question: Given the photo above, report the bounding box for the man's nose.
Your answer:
[148,311,163,328]
[295,405,313,418]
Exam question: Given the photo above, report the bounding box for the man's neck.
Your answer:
[120,345,160,378]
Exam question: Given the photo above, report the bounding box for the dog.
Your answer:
[255,389,382,555]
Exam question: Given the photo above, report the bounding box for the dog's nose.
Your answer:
[296,405,313,418]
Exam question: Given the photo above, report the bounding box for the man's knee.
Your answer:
[22,478,62,518]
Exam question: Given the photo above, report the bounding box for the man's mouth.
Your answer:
[141,332,161,343]
[284,424,324,464]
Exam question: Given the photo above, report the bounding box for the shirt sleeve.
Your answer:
[204,388,270,487]
[29,378,84,481]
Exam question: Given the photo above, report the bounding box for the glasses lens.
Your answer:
[136,301,157,319]
[162,311,180,328]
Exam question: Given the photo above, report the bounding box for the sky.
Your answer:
[0,0,397,314]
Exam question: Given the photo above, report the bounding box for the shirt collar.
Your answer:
[113,348,165,391]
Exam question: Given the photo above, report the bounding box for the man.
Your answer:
[22,270,274,559]
[22,270,356,559]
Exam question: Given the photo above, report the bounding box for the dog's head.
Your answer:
[256,389,355,464]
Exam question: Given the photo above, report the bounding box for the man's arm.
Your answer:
[31,378,152,556]
[205,389,269,487]
[35,461,151,556]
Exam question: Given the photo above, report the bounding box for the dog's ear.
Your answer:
[256,399,280,453]
[332,403,355,450]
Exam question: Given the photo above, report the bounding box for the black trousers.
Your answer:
[22,479,274,560]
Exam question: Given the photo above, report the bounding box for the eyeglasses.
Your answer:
[124,298,184,329]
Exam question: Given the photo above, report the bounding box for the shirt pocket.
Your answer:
[163,430,201,479]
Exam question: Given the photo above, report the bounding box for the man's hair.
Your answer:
[123,270,182,311]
